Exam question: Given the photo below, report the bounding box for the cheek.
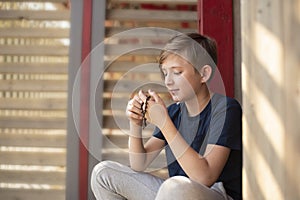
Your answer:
[184,77,202,94]
[179,77,196,93]
[174,77,187,88]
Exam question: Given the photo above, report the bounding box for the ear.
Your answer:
[200,65,212,83]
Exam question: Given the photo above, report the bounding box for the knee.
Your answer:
[156,176,218,200]
[160,176,190,191]
[91,160,117,185]
[92,160,110,177]
[156,176,190,199]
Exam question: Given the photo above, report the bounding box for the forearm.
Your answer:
[160,118,213,185]
[128,122,147,171]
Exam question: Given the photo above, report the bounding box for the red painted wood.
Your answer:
[79,0,92,199]
[198,0,234,97]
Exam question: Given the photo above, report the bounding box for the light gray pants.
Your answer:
[91,161,233,200]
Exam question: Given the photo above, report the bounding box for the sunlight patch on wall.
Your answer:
[0,182,64,190]
[242,110,250,198]
[254,141,284,199]
[0,146,65,153]
[242,40,285,198]
[295,1,300,22]
[0,164,65,172]
[254,22,283,87]
[243,107,284,199]
[252,21,285,161]
[254,85,285,160]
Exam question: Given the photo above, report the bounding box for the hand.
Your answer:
[142,90,169,129]
[126,92,143,126]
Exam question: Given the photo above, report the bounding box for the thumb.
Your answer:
[148,89,160,103]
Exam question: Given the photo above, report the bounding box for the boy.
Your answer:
[91,33,242,200]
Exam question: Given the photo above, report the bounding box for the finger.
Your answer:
[127,102,143,115]
[131,99,142,110]
[130,95,143,109]
[133,93,143,104]
[138,90,148,102]
[126,109,143,120]
[148,89,161,103]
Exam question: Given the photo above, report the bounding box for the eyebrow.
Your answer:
[161,66,184,70]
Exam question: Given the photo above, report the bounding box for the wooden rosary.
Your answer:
[141,95,151,129]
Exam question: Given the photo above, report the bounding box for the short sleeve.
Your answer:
[208,97,242,150]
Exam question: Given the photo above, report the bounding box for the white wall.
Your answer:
[241,0,300,199]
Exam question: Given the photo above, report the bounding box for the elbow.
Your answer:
[191,174,216,188]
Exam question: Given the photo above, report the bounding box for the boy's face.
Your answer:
[161,54,203,102]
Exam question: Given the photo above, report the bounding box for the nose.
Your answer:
[165,73,174,86]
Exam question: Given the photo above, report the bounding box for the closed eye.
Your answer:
[174,71,182,75]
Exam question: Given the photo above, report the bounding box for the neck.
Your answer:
[185,87,212,117]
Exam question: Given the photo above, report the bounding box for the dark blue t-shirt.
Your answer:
[153,93,242,200]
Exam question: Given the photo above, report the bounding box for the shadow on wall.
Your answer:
[242,8,300,198]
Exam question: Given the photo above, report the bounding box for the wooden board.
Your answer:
[0,28,69,38]
[0,80,67,92]
[0,10,70,20]
[0,98,67,110]
[0,63,68,74]
[104,79,167,93]
[0,170,65,185]
[0,45,69,56]
[0,116,66,129]
[107,9,197,22]
[0,189,65,200]
[0,150,66,166]
[109,0,197,4]
[0,132,66,148]
[0,1,70,200]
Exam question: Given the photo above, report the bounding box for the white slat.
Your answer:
[1,0,67,2]
[0,189,65,200]
[0,63,68,74]
[0,116,66,129]
[0,1,70,199]
[0,10,70,20]
[0,80,67,92]
[105,43,163,56]
[0,170,65,185]
[0,98,67,110]
[106,27,197,37]
[0,28,69,38]
[0,150,66,166]
[109,0,196,4]
[0,132,66,148]
[0,45,69,56]
[104,79,167,92]
[105,61,160,73]
[107,9,197,21]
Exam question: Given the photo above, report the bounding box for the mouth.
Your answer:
[168,89,180,101]
[168,89,179,95]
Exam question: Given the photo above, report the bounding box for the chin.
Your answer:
[171,95,181,102]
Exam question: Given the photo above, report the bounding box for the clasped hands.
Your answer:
[126,89,168,130]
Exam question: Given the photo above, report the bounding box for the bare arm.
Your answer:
[126,91,165,171]
[159,118,230,186]
[128,129,165,171]
[145,90,230,186]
